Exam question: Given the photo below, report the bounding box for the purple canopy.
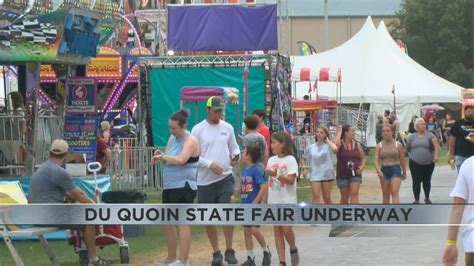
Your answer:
[180,86,239,104]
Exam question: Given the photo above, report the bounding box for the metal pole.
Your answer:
[2,66,7,108]
[393,84,396,114]
[323,0,328,51]
[243,52,248,117]
[25,63,40,176]
[137,65,142,146]
[336,81,339,125]
[285,0,290,55]
[158,1,165,55]
[194,101,198,125]
[278,0,282,53]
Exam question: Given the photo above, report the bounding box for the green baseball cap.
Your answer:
[206,96,224,110]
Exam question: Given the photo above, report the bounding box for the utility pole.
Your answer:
[323,0,328,51]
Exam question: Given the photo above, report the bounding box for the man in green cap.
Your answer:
[191,96,240,266]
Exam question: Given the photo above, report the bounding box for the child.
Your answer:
[266,132,299,266]
[232,116,269,202]
[240,145,271,266]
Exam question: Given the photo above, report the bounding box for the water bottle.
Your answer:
[449,159,456,170]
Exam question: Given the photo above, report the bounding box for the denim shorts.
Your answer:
[455,156,467,174]
[381,165,402,180]
[336,176,362,188]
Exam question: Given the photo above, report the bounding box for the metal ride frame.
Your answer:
[137,53,292,141]
[137,53,277,146]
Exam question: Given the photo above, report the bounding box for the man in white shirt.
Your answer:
[443,156,474,266]
[191,96,240,266]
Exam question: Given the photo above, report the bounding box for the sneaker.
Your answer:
[241,256,256,266]
[153,258,177,265]
[212,251,224,266]
[279,262,287,266]
[262,250,271,266]
[424,198,432,204]
[169,260,189,266]
[412,200,420,204]
[88,257,112,266]
[224,249,239,264]
[290,248,299,266]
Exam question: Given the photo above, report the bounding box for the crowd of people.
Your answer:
[25,97,473,266]
[151,101,472,266]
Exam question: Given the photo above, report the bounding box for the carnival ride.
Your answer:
[0,0,141,263]
[39,46,152,121]
[0,0,124,176]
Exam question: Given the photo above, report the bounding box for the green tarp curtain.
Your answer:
[149,67,265,146]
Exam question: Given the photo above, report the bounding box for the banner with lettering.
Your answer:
[87,57,122,78]
[64,115,100,163]
[66,78,97,114]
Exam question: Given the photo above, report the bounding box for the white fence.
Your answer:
[0,113,24,175]
[107,144,164,190]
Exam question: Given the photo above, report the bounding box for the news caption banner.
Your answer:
[1,204,471,225]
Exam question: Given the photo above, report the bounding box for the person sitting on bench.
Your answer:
[28,139,111,266]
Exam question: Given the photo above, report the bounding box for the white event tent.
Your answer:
[291,17,464,147]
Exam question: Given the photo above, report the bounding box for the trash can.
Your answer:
[102,190,147,237]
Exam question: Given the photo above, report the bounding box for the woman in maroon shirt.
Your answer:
[334,125,366,204]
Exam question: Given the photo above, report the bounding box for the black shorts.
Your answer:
[197,174,234,204]
[243,225,261,228]
[162,182,197,204]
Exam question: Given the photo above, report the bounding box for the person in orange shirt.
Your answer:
[252,109,271,155]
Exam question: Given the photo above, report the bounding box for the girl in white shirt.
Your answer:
[266,132,299,266]
[303,126,338,204]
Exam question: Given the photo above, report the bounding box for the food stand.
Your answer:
[291,98,338,178]
[462,89,474,118]
[180,86,240,127]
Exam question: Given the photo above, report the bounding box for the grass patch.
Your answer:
[0,192,208,266]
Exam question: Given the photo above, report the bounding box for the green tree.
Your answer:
[390,0,473,88]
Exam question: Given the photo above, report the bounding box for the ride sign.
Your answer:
[64,115,100,163]
[67,78,97,114]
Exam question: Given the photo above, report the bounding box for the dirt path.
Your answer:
[125,171,383,265]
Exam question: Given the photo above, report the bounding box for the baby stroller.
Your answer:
[67,162,130,264]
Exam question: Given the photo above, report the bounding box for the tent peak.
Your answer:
[377,20,390,35]
[361,16,376,30]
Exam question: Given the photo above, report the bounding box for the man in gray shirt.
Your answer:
[29,139,110,265]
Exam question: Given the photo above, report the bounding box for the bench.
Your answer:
[2,226,60,266]
[0,181,61,266]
